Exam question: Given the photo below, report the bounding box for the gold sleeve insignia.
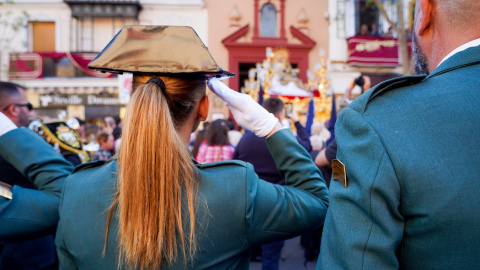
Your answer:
[332,159,347,187]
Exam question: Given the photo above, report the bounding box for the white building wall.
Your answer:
[327,0,361,94]
[11,0,63,3]
[141,0,204,5]
[139,4,208,46]
[328,0,342,63]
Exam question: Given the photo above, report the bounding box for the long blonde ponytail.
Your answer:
[106,75,206,269]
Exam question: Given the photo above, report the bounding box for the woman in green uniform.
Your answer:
[55,25,329,270]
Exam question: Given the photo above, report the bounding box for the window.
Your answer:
[355,0,379,35]
[29,21,55,52]
[260,3,277,38]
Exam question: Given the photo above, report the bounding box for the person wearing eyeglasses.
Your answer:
[0,81,74,270]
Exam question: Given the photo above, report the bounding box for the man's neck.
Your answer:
[429,28,480,71]
[436,38,480,68]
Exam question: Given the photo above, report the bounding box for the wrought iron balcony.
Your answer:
[64,0,142,18]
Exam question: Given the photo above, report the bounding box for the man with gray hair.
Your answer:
[319,0,480,269]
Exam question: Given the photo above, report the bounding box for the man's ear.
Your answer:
[417,0,433,35]
[198,95,209,121]
[3,104,17,119]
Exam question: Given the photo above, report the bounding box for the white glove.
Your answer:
[0,112,17,137]
[208,78,278,137]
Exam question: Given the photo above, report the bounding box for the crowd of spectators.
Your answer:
[186,97,336,268]
[356,23,412,39]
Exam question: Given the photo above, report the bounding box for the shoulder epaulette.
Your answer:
[73,160,106,173]
[196,159,247,169]
[368,74,426,102]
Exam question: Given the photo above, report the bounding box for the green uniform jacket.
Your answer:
[319,45,480,269]
[56,129,329,269]
[0,128,74,243]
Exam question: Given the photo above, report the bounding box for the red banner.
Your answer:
[9,52,113,79]
[9,53,44,79]
[347,36,401,66]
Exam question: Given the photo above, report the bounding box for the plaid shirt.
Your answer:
[195,142,235,163]
[93,149,112,161]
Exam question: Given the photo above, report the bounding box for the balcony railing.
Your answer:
[9,52,113,80]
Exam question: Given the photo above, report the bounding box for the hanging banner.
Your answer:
[9,52,113,79]
[347,36,400,66]
[66,52,112,78]
[8,53,43,79]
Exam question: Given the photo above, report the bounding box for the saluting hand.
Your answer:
[208,78,281,137]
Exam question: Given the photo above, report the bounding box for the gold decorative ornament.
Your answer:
[244,47,333,126]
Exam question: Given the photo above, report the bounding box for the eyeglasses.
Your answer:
[3,102,33,111]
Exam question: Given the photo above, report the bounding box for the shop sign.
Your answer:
[38,94,120,107]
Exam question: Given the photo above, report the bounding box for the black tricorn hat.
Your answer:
[88,25,235,78]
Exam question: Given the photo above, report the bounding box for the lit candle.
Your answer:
[263,60,270,69]
[266,47,273,58]
[248,68,256,79]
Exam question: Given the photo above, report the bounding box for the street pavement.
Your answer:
[250,236,318,270]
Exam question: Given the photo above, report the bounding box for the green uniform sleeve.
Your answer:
[56,245,79,270]
[319,108,404,269]
[56,182,79,270]
[245,128,329,245]
[0,128,74,243]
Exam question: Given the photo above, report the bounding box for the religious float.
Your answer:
[242,47,333,126]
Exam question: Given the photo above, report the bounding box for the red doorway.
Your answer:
[222,25,316,90]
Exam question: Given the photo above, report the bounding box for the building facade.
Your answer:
[206,0,329,89]
[4,0,332,122]
[2,0,207,121]
[327,0,415,96]
[205,0,330,120]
